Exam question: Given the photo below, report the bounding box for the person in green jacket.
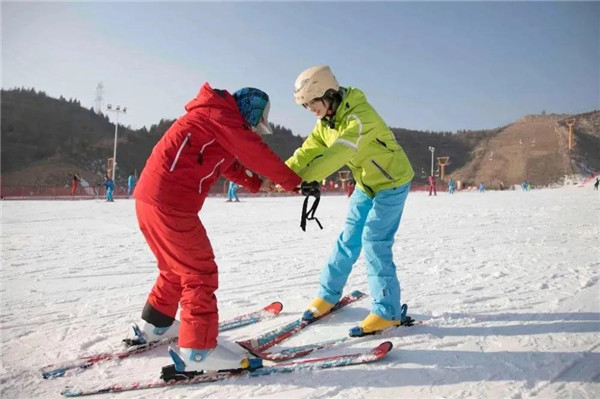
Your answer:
[287,65,415,336]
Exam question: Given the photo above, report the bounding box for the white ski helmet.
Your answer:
[293,65,339,105]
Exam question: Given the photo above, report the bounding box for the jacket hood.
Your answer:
[184,82,241,118]
[320,87,367,128]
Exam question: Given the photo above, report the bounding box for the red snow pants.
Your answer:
[135,200,219,349]
[428,184,437,196]
[71,181,78,196]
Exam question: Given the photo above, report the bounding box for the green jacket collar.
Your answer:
[321,87,365,129]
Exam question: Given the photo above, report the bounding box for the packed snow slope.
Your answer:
[2,187,599,398]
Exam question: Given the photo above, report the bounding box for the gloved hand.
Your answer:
[300,181,320,197]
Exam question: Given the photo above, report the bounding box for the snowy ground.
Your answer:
[1,186,599,399]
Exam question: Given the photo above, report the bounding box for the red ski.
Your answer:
[60,341,393,397]
[41,301,283,379]
[237,290,366,354]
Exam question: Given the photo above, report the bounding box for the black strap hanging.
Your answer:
[300,181,323,232]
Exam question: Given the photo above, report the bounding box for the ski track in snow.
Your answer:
[1,186,599,398]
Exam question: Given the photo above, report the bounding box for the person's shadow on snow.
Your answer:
[232,310,600,390]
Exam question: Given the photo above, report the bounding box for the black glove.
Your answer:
[300,181,320,197]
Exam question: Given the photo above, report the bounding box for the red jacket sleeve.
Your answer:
[212,121,302,192]
[221,159,262,193]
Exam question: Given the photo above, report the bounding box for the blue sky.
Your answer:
[2,1,598,136]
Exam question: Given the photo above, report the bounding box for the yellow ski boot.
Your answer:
[302,297,335,321]
[349,313,401,337]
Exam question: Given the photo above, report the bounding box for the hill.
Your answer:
[1,88,598,190]
[448,113,600,188]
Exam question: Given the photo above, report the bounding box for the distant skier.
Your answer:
[479,183,485,193]
[346,178,355,198]
[428,174,437,196]
[102,174,115,202]
[127,173,136,196]
[594,178,599,190]
[70,173,81,198]
[226,181,239,202]
[448,178,455,194]
[130,84,301,377]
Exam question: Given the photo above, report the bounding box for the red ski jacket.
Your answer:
[135,83,301,213]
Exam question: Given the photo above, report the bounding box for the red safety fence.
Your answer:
[578,171,599,187]
[0,185,126,200]
[1,181,435,200]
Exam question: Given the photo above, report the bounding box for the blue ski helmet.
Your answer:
[232,88,273,134]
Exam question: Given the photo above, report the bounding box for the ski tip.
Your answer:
[265,301,283,315]
[373,341,393,357]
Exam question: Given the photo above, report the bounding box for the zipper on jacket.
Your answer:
[169,133,192,172]
[376,138,395,152]
[371,160,394,181]
[306,154,323,168]
[198,159,224,194]
[196,138,217,166]
[376,138,400,154]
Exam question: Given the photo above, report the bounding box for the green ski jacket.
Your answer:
[286,87,414,197]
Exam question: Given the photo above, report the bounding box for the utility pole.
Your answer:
[428,146,435,176]
[106,104,127,182]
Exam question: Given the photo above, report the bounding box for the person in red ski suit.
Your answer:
[70,173,80,198]
[427,174,437,196]
[131,83,301,373]
[346,178,355,198]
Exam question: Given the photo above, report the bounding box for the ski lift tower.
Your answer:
[338,170,351,190]
[436,156,450,180]
[93,82,104,114]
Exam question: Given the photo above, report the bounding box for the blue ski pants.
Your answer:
[227,185,239,201]
[318,182,410,320]
[106,187,114,201]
